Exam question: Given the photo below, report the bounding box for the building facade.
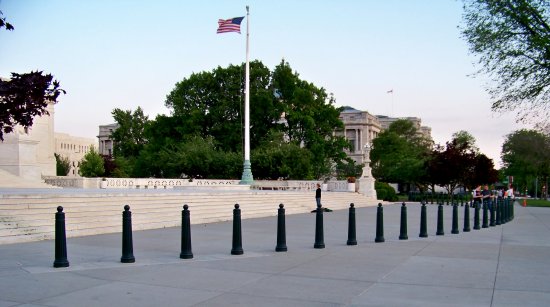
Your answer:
[0,103,56,180]
[97,123,118,156]
[337,106,382,165]
[375,115,432,140]
[54,133,97,176]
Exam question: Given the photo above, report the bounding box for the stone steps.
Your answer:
[0,191,378,245]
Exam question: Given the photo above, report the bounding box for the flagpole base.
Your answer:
[240,160,254,185]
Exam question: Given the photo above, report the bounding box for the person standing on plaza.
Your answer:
[315,183,322,207]
[482,185,491,210]
[473,186,482,206]
[506,185,515,199]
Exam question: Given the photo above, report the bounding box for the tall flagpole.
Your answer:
[240,5,253,184]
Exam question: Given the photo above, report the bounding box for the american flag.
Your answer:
[217,17,245,34]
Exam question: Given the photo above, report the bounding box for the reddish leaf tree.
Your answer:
[0,71,65,141]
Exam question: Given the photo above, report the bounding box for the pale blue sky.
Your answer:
[0,0,530,166]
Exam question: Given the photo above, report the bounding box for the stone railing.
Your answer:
[251,180,352,192]
[43,177,354,192]
[43,176,241,189]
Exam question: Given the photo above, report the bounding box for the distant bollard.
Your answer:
[451,203,459,234]
[490,198,496,227]
[482,200,489,228]
[399,202,408,240]
[496,199,501,226]
[314,203,325,249]
[121,205,135,263]
[463,202,471,232]
[473,201,481,230]
[500,198,510,225]
[53,206,70,268]
[375,203,385,243]
[419,201,428,238]
[504,197,510,223]
[276,204,288,252]
[347,203,357,246]
[436,203,444,236]
[231,204,244,255]
[180,204,193,259]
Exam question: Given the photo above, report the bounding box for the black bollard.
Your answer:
[511,197,514,221]
[53,206,70,268]
[473,201,480,230]
[399,202,408,240]
[496,198,501,226]
[121,205,135,263]
[231,204,244,255]
[436,202,444,236]
[347,203,357,246]
[375,203,385,243]
[490,198,496,227]
[276,204,288,252]
[482,200,489,228]
[419,201,428,238]
[504,197,510,223]
[463,202,471,232]
[451,203,459,234]
[314,203,325,249]
[504,200,508,224]
[180,204,193,259]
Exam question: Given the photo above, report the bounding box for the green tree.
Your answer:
[111,107,149,158]
[162,59,349,179]
[452,130,479,153]
[501,129,550,197]
[165,61,279,153]
[54,153,71,176]
[370,119,432,191]
[272,60,349,178]
[79,146,105,177]
[461,0,550,123]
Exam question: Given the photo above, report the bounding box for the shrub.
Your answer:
[375,181,398,201]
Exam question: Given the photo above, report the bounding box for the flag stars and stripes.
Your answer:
[217,17,245,34]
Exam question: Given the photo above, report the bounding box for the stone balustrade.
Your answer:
[43,177,354,192]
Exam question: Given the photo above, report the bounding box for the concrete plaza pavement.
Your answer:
[1,202,549,307]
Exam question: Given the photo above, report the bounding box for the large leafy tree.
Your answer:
[370,119,432,190]
[461,0,550,123]
[501,129,550,196]
[54,153,71,176]
[111,107,149,158]
[165,61,280,152]
[0,12,65,141]
[162,59,349,179]
[427,132,498,197]
[79,146,105,177]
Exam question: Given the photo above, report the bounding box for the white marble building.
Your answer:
[0,103,56,181]
[54,133,97,176]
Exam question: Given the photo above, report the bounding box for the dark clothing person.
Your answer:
[315,186,321,207]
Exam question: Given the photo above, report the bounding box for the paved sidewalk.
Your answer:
[1,202,549,306]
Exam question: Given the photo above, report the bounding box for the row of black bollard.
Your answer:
[436,203,444,236]
[53,198,517,267]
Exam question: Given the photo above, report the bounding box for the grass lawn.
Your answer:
[521,198,550,207]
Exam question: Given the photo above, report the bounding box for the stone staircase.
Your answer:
[0,190,379,245]
[0,169,57,189]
